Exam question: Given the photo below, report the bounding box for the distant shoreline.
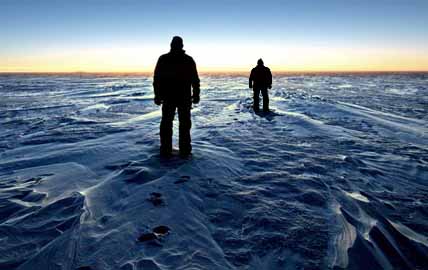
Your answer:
[0,71,427,77]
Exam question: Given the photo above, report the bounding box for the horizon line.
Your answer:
[1,70,428,76]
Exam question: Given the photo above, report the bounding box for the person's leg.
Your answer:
[253,88,260,112]
[261,88,269,112]
[177,103,192,155]
[160,102,176,156]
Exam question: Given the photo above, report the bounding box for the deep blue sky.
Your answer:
[1,0,427,71]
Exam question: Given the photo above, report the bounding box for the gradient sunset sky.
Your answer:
[1,0,427,72]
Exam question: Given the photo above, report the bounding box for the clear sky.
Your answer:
[1,0,428,72]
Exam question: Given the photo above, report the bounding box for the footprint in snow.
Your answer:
[147,192,164,206]
[174,175,190,184]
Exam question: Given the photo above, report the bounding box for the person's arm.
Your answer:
[268,68,272,89]
[191,58,200,104]
[153,57,163,105]
[249,70,253,88]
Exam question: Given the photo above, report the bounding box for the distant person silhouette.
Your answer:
[249,59,272,112]
[153,36,200,157]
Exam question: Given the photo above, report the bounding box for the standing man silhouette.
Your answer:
[249,59,272,112]
[153,36,200,157]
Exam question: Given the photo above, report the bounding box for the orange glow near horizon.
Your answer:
[1,45,427,73]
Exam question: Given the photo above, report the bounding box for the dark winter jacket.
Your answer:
[153,49,200,102]
[249,65,272,89]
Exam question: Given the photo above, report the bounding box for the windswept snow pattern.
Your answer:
[0,73,427,270]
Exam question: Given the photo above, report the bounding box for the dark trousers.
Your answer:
[253,88,269,112]
[160,101,192,154]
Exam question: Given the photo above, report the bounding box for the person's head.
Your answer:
[171,36,184,51]
[257,58,264,66]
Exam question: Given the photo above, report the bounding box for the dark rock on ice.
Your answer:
[76,266,93,270]
[138,225,171,242]
[137,232,157,242]
[152,225,170,235]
